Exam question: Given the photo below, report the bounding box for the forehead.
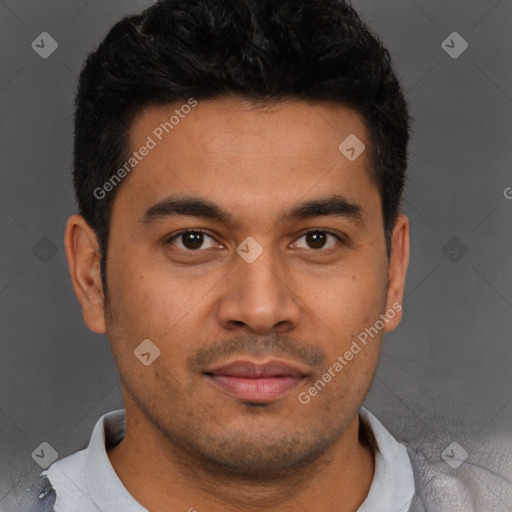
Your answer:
[131,97,369,159]
[114,97,380,227]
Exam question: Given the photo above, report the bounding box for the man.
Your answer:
[17,0,511,511]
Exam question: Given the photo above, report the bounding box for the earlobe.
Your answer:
[383,214,410,334]
[64,214,107,334]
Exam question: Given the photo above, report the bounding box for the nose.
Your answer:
[216,244,301,334]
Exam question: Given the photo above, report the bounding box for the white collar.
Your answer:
[42,409,146,512]
[358,408,415,511]
[43,407,414,512]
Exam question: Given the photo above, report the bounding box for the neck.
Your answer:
[107,406,375,512]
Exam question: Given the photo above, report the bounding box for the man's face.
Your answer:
[91,97,407,475]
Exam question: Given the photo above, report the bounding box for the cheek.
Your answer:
[109,262,219,367]
[108,240,172,316]
[306,262,386,370]
[314,262,386,326]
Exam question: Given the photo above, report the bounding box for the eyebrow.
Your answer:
[139,194,365,226]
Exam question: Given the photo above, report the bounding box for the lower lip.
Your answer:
[205,375,304,402]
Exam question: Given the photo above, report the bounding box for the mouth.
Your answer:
[203,359,308,403]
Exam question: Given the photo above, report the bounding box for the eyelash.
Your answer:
[165,229,346,252]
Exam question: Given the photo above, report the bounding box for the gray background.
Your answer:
[1,0,511,507]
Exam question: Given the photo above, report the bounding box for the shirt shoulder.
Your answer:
[35,409,135,512]
[41,447,103,512]
[404,434,512,511]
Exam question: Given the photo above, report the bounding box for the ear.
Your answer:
[383,214,410,333]
[64,214,106,334]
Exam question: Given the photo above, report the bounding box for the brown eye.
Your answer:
[167,230,218,251]
[294,230,342,250]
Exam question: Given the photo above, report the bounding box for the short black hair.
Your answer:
[73,0,411,294]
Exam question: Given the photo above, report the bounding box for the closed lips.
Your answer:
[204,360,307,378]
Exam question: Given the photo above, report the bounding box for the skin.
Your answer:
[64,97,409,512]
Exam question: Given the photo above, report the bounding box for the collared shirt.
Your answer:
[41,407,415,512]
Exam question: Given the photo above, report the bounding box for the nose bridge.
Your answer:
[217,235,300,332]
[235,235,286,301]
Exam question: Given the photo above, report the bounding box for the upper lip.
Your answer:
[204,359,308,378]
